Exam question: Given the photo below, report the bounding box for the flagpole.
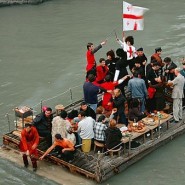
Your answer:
[122,1,124,41]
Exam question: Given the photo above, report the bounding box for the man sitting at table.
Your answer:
[128,98,146,122]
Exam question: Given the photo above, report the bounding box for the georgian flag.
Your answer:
[123,1,149,31]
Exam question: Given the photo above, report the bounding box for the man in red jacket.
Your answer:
[19,123,39,172]
[86,41,106,78]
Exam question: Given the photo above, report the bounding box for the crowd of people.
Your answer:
[19,35,185,172]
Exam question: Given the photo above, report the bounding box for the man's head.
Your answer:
[136,48,144,56]
[25,123,32,132]
[114,88,121,97]
[133,70,139,78]
[164,57,172,64]
[87,42,94,51]
[80,102,88,111]
[174,67,181,76]
[168,65,176,74]
[99,58,106,66]
[134,61,141,68]
[152,62,160,70]
[87,74,96,82]
[60,110,67,119]
[55,134,63,141]
[78,111,86,120]
[45,107,52,117]
[155,47,162,54]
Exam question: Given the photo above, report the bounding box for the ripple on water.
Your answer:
[0,158,59,185]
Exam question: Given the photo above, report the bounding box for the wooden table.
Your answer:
[145,114,173,140]
[118,114,173,155]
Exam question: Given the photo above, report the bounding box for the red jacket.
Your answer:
[96,65,109,83]
[100,81,118,110]
[86,50,95,71]
[19,127,39,156]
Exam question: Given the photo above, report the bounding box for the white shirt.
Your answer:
[117,39,137,60]
[78,116,95,139]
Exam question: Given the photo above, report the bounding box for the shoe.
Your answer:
[33,167,37,172]
[24,164,29,168]
[174,120,179,123]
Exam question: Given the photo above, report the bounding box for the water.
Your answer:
[0,0,185,184]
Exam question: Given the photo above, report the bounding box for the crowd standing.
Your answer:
[20,36,185,171]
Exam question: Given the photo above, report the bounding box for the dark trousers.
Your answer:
[23,154,37,168]
[53,146,75,162]
[39,132,52,148]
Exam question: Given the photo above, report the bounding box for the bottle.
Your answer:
[133,119,136,127]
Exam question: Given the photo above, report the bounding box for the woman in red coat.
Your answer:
[101,74,130,110]
[19,123,39,171]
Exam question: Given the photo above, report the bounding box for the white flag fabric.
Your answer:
[123,1,149,31]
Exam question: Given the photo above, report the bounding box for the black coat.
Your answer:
[113,94,126,114]
[33,112,53,134]
[80,106,96,120]
[105,127,122,149]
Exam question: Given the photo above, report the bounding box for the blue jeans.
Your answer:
[88,103,97,112]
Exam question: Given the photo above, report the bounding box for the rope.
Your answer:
[103,142,123,155]
[42,89,70,103]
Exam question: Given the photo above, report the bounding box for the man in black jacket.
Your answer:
[80,102,96,120]
[33,107,53,148]
[112,88,127,125]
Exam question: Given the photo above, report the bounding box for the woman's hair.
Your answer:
[109,119,117,128]
[96,106,104,114]
[125,36,134,45]
[106,50,115,59]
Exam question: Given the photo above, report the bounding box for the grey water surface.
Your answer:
[0,0,185,184]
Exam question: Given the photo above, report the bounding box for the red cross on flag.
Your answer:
[123,1,149,31]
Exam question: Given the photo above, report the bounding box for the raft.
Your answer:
[2,94,185,183]
[3,87,185,183]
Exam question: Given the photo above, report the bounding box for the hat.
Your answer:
[137,47,143,51]
[155,47,162,52]
[55,134,63,140]
[55,104,65,110]
[42,106,48,112]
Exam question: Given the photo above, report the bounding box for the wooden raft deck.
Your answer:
[3,114,185,183]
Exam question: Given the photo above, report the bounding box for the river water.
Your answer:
[0,0,185,184]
